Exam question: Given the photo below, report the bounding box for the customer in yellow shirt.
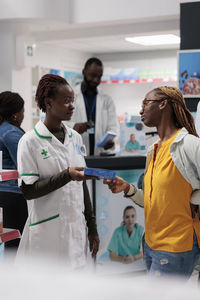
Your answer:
[104,86,200,278]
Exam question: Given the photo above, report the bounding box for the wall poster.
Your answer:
[179,50,200,97]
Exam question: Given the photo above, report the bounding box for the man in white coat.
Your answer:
[66,57,118,156]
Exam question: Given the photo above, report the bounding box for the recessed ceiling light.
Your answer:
[125,34,180,46]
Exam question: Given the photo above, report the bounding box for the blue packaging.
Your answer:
[84,168,116,179]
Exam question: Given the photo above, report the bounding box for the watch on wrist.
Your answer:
[124,184,137,198]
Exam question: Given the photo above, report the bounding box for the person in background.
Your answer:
[104,86,200,279]
[0,91,28,251]
[17,74,99,269]
[66,57,118,156]
[108,205,143,263]
[125,133,140,153]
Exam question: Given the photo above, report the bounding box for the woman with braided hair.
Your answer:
[104,86,200,278]
[0,91,28,253]
[17,74,99,269]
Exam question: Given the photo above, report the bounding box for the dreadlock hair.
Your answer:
[0,91,24,124]
[84,57,103,69]
[154,86,198,137]
[35,74,69,112]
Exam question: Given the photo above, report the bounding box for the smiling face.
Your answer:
[47,84,75,122]
[139,90,164,127]
[83,63,103,91]
[123,208,136,232]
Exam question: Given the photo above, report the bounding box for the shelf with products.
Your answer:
[101,77,177,84]
[0,170,19,181]
[0,228,21,244]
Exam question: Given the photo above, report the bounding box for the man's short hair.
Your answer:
[84,57,103,69]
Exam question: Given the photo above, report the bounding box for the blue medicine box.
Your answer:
[84,168,116,179]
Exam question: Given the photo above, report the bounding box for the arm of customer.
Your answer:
[103,176,144,207]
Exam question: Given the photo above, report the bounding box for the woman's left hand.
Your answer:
[103,176,130,194]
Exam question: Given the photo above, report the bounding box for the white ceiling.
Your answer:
[41,32,180,54]
[3,0,183,55]
[24,16,180,54]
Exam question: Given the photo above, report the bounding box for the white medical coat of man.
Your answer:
[17,120,87,270]
[66,85,118,156]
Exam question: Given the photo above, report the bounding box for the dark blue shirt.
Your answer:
[0,121,24,193]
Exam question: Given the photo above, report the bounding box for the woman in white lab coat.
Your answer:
[17,74,98,269]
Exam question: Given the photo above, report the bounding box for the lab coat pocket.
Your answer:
[29,214,60,257]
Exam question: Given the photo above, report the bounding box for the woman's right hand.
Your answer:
[103,176,130,194]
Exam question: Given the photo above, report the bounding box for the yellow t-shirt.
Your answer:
[144,130,200,252]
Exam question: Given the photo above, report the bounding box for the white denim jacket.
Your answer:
[128,128,200,207]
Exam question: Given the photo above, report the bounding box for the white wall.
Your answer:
[0,0,69,21]
[12,67,32,131]
[0,22,14,91]
[70,0,198,24]
[35,44,91,71]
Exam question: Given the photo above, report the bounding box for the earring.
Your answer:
[13,115,17,120]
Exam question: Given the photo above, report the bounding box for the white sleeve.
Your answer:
[130,189,144,207]
[126,186,144,207]
[191,190,200,205]
[17,136,40,185]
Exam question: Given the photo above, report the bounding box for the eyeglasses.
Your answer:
[141,98,167,109]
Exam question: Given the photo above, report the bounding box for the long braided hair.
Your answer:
[35,74,69,112]
[154,86,198,137]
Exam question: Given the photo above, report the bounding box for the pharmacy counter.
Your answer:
[85,155,146,170]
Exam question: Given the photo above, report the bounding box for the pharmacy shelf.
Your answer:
[101,77,176,84]
[0,228,21,243]
[0,170,19,181]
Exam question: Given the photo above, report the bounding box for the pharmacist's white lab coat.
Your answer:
[65,84,118,155]
[17,121,87,269]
